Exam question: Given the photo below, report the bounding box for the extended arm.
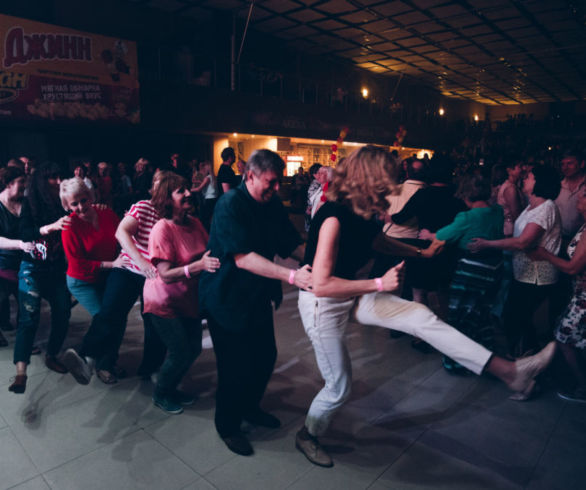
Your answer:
[156,250,220,284]
[469,222,544,252]
[234,251,311,290]
[116,215,157,278]
[373,233,443,258]
[529,236,586,276]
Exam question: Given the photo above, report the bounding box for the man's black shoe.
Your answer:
[221,432,254,456]
[243,410,281,429]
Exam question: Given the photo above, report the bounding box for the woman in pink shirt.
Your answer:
[143,172,220,414]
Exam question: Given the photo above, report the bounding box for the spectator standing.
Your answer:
[217,147,237,196]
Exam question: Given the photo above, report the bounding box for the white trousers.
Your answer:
[298,290,493,436]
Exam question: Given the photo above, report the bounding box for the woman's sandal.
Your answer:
[509,379,538,401]
[96,370,118,385]
[8,375,27,394]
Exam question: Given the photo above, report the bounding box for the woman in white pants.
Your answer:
[295,146,556,468]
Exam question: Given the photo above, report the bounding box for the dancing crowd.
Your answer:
[0,143,584,467]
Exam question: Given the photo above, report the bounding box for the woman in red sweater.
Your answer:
[60,178,122,316]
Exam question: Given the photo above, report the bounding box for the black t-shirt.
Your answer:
[217,164,237,196]
[0,201,22,272]
[199,182,302,331]
[303,201,382,280]
[391,186,467,232]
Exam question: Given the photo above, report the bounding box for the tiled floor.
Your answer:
[0,279,584,490]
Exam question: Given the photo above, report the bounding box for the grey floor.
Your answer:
[0,279,585,490]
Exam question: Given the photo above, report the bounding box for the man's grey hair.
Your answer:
[245,149,285,178]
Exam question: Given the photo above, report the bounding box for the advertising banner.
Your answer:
[0,14,139,123]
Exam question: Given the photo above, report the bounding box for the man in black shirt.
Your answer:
[199,149,311,457]
[217,147,237,196]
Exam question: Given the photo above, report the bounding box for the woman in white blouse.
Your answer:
[469,165,562,361]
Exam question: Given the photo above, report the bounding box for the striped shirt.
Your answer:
[119,200,160,276]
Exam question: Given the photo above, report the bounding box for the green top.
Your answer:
[436,205,504,251]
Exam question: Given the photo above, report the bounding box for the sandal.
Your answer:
[96,370,118,385]
[8,375,27,394]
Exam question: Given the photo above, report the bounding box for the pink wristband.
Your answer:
[184,265,191,279]
[288,269,296,285]
[374,277,383,292]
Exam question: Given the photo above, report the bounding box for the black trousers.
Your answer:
[79,268,166,372]
[207,302,277,437]
[503,280,556,355]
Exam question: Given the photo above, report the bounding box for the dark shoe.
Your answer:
[0,322,15,332]
[0,331,7,347]
[243,409,281,429]
[170,390,195,406]
[96,369,118,385]
[8,375,27,394]
[45,355,68,374]
[221,432,254,456]
[62,349,93,385]
[411,339,434,354]
[442,356,468,376]
[295,426,333,467]
[153,394,183,414]
[111,365,127,379]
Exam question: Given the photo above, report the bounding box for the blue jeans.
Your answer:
[146,313,202,398]
[66,275,103,316]
[14,261,71,364]
[79,267,166,372]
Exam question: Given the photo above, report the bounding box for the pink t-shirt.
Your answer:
[143,216,208,319]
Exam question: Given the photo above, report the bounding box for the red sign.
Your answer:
[0,14,140,123]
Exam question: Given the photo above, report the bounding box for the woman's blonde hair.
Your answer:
[326,145,397,219]
[59,177,92,211]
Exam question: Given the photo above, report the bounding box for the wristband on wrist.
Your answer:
[374,277,383,292]
[288,269,296,285]
[184,265,191,279]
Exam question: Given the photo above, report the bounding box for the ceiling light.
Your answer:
[439,108,445,116]
[361,87,369,98]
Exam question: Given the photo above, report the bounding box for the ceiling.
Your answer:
[126,0,586,105]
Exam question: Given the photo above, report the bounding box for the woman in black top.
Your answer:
[0,167,34,348]
[9,162,71,394]
[294,146,556,468]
